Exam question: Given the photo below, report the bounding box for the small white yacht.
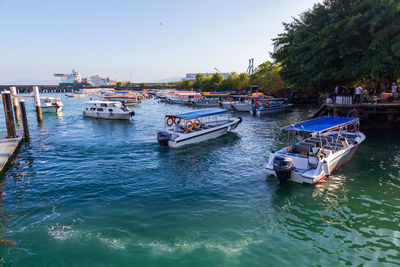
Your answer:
[39,97,63,113]
[265,116,365,184]
[83,101,135,120]
[157,108,242,148]
[231,101,252,112]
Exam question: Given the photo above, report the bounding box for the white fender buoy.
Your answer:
[322,160,329,177]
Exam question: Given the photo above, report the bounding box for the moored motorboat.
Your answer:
[39,97,64,113]
[83,101,135,120]
[265,116,365,184]
[250,99,293,115]
[157,108,242,148]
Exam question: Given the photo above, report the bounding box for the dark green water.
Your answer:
[0,95,399,266]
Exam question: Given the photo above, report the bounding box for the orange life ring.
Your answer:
[264,102,270,108]
[194,119,201,129]
[166,117,175,126]
[185,120,193,130]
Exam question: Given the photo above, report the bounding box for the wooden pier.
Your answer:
[0,131,23,173]
[312,102,400,129]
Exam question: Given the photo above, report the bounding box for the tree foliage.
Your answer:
[251,61,286,94]
[273,0,400,90]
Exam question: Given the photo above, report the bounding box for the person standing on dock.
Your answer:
[333,85,339,103]
[391,82,398,99]
[355,85,362,103]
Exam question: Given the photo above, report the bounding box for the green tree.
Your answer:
[235,73,250,91]
[210,73,223,91]
[193,73,206,90]
[175,79,194,89]
[273,0,400,91]
[251,61,286,94]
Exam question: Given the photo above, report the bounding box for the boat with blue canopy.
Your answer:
[157,108,242,148]
[265,116,365,184]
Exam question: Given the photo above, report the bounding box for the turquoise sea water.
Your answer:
[0,95,399,266]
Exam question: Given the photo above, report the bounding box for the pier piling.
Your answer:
[19,100,30,141]
[2,92,17,138]
[10,87,20,123]
[33,86,42,122]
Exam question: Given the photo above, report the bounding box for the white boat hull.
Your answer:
[221,102,234,110]
[231,103,251,112]
[42,106,62,113]
[168,98,189,104]
[161,118,241,148]
[83,111,131,120]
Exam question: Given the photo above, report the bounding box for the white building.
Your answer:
[185,72,230,80]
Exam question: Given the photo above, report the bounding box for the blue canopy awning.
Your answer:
[167,108,227,120]
[284,116,359,133]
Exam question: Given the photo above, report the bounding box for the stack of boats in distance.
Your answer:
[155,90,293,115]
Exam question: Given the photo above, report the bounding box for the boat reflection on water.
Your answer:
[157,132,241,184]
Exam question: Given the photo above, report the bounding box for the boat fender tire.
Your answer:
[166,117,174,126]
[194,119,201,129]
[238,117,243,124]
[185,120,194,130]
[130,111,135,116]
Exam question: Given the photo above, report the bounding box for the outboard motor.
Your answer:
[157,131,170,146]
[273,156,293,185]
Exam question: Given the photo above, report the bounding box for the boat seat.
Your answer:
[300,142,316,148]
[310,137,332,143]
[294,144,313,153]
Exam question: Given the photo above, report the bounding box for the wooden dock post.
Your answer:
[19,100,30,141]
[10,87,20,123]
[33,86,42,122]
[2,91,17,138]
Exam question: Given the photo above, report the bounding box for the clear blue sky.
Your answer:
[0,0,321,84]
